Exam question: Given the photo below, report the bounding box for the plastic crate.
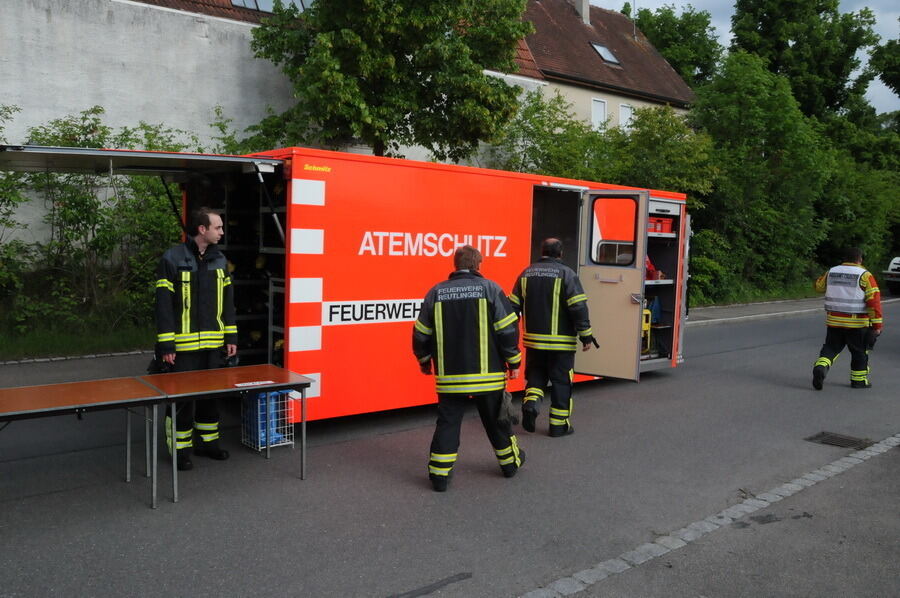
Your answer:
[648,217,673,233]
[241,390,296,451]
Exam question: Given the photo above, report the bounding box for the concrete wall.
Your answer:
[1,0,294,146]
[1,0,296,241]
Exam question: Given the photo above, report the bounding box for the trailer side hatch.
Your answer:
[575,189,648,380]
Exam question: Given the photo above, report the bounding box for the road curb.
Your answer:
[685,308,821,327]
[686,297,900,328]
[1,350,152,367]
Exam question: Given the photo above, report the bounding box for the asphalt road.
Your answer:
[0,301,898,597]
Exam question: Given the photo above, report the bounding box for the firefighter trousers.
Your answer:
[165,349,222,453]
[523,349,575,433]
[815,327,872,383]
[428,391,522,478]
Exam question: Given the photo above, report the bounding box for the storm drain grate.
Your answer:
[805,431,873,450]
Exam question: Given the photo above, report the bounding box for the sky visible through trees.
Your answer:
[605,0,899,113]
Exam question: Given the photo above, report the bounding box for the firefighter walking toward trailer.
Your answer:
[156,207,238,470]
[413,246,525,492]
[812,247,883,390]
[510,238,598,437]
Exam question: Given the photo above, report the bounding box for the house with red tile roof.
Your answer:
[515,0,694,129]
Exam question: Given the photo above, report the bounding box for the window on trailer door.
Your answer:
[596,241,635,265]
[591,196,637,266]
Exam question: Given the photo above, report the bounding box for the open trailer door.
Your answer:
[574,189,648,380]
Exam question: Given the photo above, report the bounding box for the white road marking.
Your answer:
[519,432,900,598]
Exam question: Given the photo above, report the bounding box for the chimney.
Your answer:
[571,0,591,25]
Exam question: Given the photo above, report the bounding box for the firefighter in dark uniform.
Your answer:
[156,207,237,470]
[413,245,524,492]
[509,238,597,437]
[812,247,883,390]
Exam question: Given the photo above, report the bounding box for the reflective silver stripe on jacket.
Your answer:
[824,265,866,313]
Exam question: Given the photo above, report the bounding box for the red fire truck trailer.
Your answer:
[0,145,690,422]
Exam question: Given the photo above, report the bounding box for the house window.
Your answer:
[591,99,607,130]
[591,43,620,65]
[232,0,306,11]
[619,103,634,131]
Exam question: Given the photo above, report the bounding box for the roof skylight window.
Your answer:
[232,0,306,12]
[591,43,620,65]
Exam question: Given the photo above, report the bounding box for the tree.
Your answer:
[814,152,898,270]
[486,91,716,203]
[731,0,878,118]
[0,105,27,245]
[0,105,32,301]
[870,23,900,96]
[484,89,606,180]
[20,106,191,330]
[622,3,722,87]
[600,105,717,203]
[251,0,533,160]
[690,52,831,296]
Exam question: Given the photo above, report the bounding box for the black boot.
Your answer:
[549,423,574,437]
[194,421,230,460]
[430,473,450,492]
[194,440,230,460]
[812,366,827,390]
[177,448,194,471]
[521,406,537,433]
[501,449,526,478]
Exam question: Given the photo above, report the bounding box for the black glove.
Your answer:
[146,356,172,375]
[582,335,599,349]
[419,362,432,375]
[497,390,519,426]
[865,329,878,351]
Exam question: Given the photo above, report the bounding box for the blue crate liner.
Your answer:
[243,390,288,447]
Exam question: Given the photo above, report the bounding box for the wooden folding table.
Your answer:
[0,377,166,508]
[140,364,312,503]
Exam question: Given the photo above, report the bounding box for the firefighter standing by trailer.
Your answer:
[812,247,883,390]
[156,207,238,470]
[510,238,598,437]
[413,246,525,492]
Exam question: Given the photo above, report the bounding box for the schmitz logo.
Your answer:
[323,299,422,326]
[358,231,507,257]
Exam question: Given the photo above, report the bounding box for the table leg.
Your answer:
[125,408,132,483]
[171,404,178,503]
[266,391,272,460]
[152,403,158,509]
[301,389,306,480]
[145,405,152,478]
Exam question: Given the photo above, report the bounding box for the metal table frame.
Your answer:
[1,365,311,509]
[139,365,312,503]
[0,377,166,508]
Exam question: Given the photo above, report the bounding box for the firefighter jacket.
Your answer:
[509,257,594,351]
[413,270,522,394]
[155,239,237,354]
[815,263,882,331]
